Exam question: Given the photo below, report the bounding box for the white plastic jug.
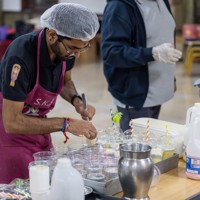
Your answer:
[186,115,200,180]
[49,158,84,200]
[183,103,200,161]
[186,103,200,125]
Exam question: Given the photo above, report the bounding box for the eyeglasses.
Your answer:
[57,35,91,54]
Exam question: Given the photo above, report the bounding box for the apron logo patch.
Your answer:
[10,64,21,87]
[23,105,39,116]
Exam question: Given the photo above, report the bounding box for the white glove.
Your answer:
[152,43,182,64]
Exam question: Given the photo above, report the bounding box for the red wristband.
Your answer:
[61,118,70,143]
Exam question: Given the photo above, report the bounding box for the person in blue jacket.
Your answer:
[101,0,182,131]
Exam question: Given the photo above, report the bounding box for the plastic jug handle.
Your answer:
[191,117,200,143]
[186,107,193,125]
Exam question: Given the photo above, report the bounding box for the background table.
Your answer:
[116,160,200,200]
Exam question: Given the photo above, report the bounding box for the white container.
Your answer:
[183,103,200,160]
[129,118,185,158]
[186,116,200,180]
[186,103,200,125]
[31,192,50,200]
[49,158,84,200]
[29,161,50,200]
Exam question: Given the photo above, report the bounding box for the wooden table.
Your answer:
[116,160,200,200]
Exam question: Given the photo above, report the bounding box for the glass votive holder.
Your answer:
[104,166,118,180]
[72,161,85,172]
[82,147,101,163]
[162,145,175,160]
[151,147,163,163]
[103,155,118,180]
[103,147,115,157]
[87,155,100,163]
[159,135,175,160]
[83,145,102,155]
[33,151,57,182]
[133,132,146,144]
[105,156,118,167]
[87,173,106,182]
[50,146,69,158]
[68,143,88,152]
[85,163,103,174]
[67,149,81,160]
[70,150,82,159]
[123,129,133,144]
[151,165,161,187]
[33,151,56,161]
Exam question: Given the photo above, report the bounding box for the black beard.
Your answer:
[50,42,74,61]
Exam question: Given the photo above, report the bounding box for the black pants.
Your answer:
[117,105,161,132]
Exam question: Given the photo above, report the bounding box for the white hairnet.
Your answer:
[40,3,99,41]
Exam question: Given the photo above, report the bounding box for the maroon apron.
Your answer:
[0,31,66,184]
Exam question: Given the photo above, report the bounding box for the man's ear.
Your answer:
[47,29,58,43]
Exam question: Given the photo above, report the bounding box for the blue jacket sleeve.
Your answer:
[101,2,154,69]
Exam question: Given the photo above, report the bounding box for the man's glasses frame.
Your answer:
[57,35,91,54]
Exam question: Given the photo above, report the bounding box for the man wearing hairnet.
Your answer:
[0,3,99,183]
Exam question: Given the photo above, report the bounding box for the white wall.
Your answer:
[2,0,22,11]
[58,0,107,15]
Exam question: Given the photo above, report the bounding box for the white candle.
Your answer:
[29,164,50,193]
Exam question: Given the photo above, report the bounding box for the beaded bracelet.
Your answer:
[61,118,70,143]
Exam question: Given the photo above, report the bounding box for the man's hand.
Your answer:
[75,103,95,120]
[72,97,96,120]
[67,118,97,139]
[152,43,182,64]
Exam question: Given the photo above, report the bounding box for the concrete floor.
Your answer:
[48,53,200,147]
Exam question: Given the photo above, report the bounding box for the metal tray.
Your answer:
[155,153,179,174]
[84,153,179,195]
[84,177,122,196]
